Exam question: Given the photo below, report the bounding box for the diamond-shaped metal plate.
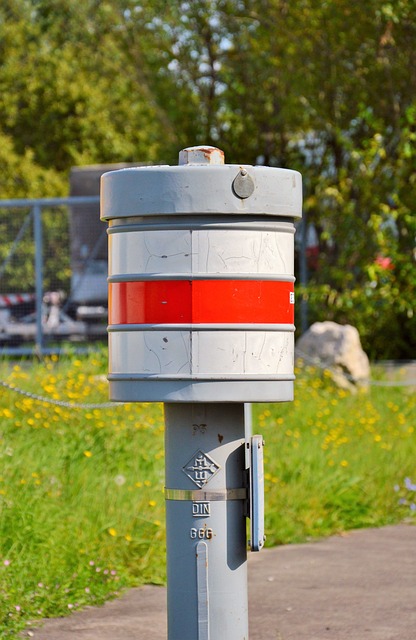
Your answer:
[182,450,220,488]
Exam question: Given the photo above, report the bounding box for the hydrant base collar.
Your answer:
[106,378,294,403]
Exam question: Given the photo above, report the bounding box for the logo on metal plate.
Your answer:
[183,450,220,488]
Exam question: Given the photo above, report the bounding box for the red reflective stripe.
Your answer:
[192,280,294,323]
[109,281,192,324]
[109,280,294,325]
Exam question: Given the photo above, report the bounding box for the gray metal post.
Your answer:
[164,403,248,640]
[33,203,44,354]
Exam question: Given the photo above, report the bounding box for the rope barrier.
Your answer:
[0,380,123,409]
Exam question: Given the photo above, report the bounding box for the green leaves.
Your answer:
[0,0,415,356]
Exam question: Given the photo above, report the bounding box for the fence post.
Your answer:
[33,204,44,355]
[299,212,309,333]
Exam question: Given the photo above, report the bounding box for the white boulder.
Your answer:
[296,321,370,389]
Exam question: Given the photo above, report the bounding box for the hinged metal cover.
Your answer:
[249,435,265,552]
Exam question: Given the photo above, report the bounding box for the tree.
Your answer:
[0,0,415,356]
[0,0,175,174]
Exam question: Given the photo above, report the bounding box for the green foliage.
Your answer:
[0,131,68,292]
[0,132,65,199]
[0,0,415,356]
[0,0,177,178]
[298,104,416,358]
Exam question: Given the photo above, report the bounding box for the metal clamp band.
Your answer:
[164,488,247,502]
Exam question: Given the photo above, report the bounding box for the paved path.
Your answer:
[26,524,415,640]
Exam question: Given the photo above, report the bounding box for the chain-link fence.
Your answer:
[0,196,107,355]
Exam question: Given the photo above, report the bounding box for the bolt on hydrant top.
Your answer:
[178,146,225,166]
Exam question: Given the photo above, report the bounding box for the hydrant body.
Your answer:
[101,146,302,639]
[101,152,302,403]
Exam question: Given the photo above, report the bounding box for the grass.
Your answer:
[255,367,416,544]
[0,350,414,637]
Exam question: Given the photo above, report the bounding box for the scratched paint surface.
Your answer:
[109,229,192,275]
[109,227,293,276]
[109,330,293,376]
[108,224,295,378]
[194,229,293,275]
